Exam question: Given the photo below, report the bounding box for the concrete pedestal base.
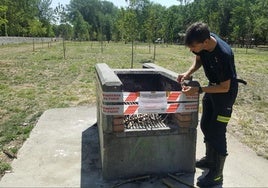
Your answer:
[99,128,197,180]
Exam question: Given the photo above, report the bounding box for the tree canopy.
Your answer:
[0,0,267,44]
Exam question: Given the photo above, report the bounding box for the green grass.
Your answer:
[0,162,11,176]
[0,41,267,175]
[228,47,268,158]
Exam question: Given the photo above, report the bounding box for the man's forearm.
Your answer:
[201,79,231,93]
[186,57,202,76]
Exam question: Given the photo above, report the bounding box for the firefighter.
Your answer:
[177,22,238,187]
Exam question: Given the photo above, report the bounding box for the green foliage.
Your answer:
[229,0,253,42]
[28,19,47,37]
[0,0,54,36]
[0,5,8,26]
[67,0,118,41]
[0,161,11,175]
[144,4,165,43]
[38,0,55,36]
[1,0,268,45]
[38,0,53,22]
[120,9,139,42]
[54,23,73,40]
[73,11,90,40]
[252,0,268,42]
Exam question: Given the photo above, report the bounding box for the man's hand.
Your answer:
[181,86,199,95]
[177,72,191,83]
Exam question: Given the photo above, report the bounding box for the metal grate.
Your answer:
[124,113,169,130]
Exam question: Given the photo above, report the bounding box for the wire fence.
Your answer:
[0,36,62,45]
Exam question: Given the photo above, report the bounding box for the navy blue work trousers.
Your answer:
[200,84,238,156]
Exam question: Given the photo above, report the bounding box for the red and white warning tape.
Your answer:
[102,91,198,103]
[102,102,198,115]
[101,91,199,115]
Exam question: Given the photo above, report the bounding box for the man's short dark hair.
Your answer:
[184,22,210,46]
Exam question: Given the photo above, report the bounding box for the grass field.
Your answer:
[0,41,267,175]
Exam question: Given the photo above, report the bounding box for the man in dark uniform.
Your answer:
[177,22,238,187]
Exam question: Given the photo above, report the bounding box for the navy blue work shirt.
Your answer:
[194,33,237,86]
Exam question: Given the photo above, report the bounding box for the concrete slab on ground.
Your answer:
[0,106,267,187]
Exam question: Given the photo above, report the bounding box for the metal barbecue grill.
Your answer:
[124,114,169,130]
[95,63,200,180]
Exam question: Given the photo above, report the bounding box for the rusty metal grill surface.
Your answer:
[124,114,169,130]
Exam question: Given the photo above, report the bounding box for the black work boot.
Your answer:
[196,142,213,169]
[197,151,226,187]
